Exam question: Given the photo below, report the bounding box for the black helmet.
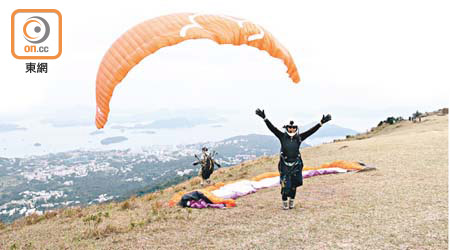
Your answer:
[283,121,298,130]
[201,146,208,152]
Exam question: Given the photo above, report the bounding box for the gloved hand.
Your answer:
[321,114,332,124]
[255,108,266,119]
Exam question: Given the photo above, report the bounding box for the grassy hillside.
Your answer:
[1,114,447,250]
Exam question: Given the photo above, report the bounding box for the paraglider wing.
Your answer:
[95,13,300,129]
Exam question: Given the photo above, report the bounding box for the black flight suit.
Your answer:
[264,118,322,200]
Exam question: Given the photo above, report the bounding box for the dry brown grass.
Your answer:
[143,192,158,201]
[24,213,45,225]
[0,115,447,250]
[43,211,58,220]
[61,206,84,218]
[119,200,139,210]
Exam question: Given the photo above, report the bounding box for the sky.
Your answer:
[1,0,449,132]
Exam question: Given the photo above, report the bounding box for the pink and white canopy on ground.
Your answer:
[169,161,375,208]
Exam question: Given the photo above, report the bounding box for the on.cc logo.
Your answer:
[23,16,50,44]
[11,9,62,59]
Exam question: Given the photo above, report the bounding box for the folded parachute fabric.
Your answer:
[212,180,257,199]
[188,199,226,209]
[178,191,211,207]
[178,191,227,209]
[169,161,374,208]
[302,168,348,178]
[169,189,236,208]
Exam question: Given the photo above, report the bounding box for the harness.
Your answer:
[279,153,302,179]
[279,154,303,192]
[201,157,214,172]
[280,152,301,166]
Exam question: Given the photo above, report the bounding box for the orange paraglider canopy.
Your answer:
[95,13,300,129]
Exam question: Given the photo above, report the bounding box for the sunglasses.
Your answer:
[286,126,298,129]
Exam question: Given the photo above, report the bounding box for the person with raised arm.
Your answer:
[255,108,332,210]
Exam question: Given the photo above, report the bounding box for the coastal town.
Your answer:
[0,134,280,223]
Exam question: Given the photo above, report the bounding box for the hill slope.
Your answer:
[1,114,447,249]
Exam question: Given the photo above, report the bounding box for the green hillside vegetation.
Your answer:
[1,113,447,249]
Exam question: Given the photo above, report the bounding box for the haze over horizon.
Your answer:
[0,0,448,151]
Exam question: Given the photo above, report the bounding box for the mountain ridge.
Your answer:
[1,112,447,249]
